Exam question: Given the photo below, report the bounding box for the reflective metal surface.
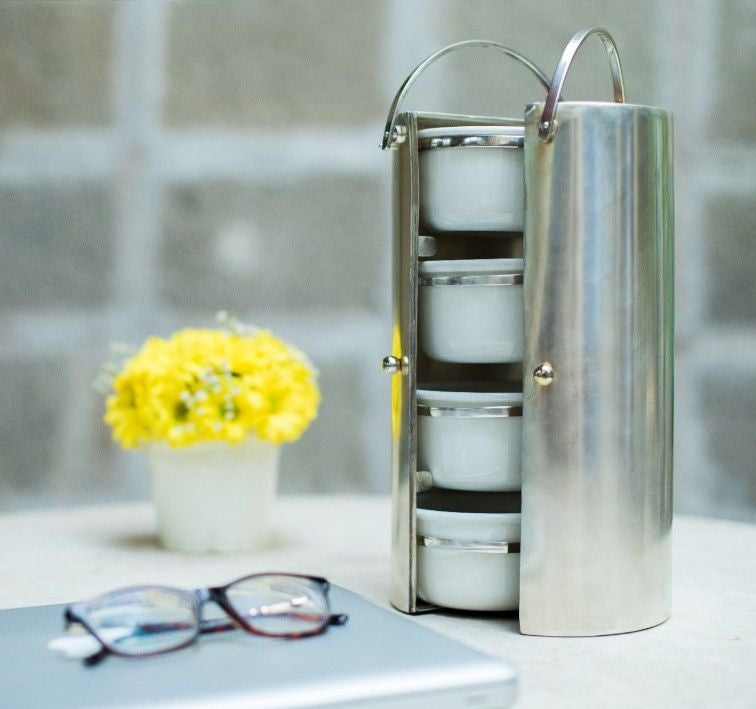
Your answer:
[532,362,555,387]
[538,28,625,142]
[415,470,434,493]
[381,355,404,375]
[388,111,420,614]
[417,404,523,418]
[418,235,437,258]
[418,133,524,151]
[419,536,521,554]
[419,273,523,287]
[520,97,674,635]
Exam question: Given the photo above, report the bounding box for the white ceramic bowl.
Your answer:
[418,125,524,232]
[416,493,520,611]
[419,258,524,363]
[417,387,523,492]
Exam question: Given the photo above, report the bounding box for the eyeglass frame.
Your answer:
[64,572,348,666]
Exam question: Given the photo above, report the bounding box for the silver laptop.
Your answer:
[0,585,516,708]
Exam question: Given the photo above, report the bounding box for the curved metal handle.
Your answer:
[381,39,550,150]
[539,27,625,142]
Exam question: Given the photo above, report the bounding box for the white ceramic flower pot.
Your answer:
[418,125,525,232]
[148,437,280,552]
[416,498,521,612]
[419,258,524,363]
[417,387,523,492]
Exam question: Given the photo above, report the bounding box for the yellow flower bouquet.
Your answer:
[99,313,320,450]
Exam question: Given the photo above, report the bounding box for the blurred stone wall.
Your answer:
[0,1,753,521]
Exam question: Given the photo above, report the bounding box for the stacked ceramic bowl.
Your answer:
[416,490,521,612]
[418,124,525,232]
[417,385,523,493]
[419,258,524,364]
[415,122,525,611]
[415,385,523,611]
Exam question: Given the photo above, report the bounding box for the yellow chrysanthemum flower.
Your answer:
[101,319,320,449]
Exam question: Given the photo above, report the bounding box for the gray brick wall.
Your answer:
[161,177,387,313]
[0,0,753,522]
[0,2,112,127]
[0,184,114,307]
[165,0,388,126]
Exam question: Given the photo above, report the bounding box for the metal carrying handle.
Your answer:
[539,27,625,142]
[381,39,550,150]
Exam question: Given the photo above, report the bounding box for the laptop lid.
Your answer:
[0,585,516,708]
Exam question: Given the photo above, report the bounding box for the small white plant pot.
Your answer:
[419,258,524,363]
[148,436,280,552]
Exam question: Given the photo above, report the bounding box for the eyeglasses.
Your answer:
[63,572,348,666]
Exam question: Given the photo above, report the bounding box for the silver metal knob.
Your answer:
[381,355,403,374]
[533,361,555,386]
[416,470,433,493]
[418,235,437,258]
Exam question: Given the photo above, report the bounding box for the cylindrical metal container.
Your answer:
[519,29,674,636]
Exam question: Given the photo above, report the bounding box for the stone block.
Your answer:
[713,1,756,140]
[705,193,756,325]
[701,371,756,521]
[162,176,389,313]
[0,184,114,309]
[0,2,113,127]
[166,0,387,126]
[54,349,150,507]
[0,349,151,511]
[0,356,67,501]
[279,354,377,494]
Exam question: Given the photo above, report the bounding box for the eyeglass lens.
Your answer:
[82,588,198,656]
[224,575,329,636]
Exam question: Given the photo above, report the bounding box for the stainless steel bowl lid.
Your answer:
[420,272,523,286]
[417,404,522,418]
[419,257,524,286]
[418,125,524,151]
[417,536,521,553]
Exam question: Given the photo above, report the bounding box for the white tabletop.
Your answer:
[0,495,754,708]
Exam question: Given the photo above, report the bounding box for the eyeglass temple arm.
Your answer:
[64,608,109,667]
[82,645,109,667]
